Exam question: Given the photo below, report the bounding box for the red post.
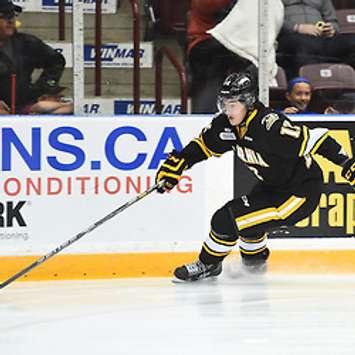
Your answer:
[130,0,140,114]
[155,50,163,114]
[58,0,65,40]
[155,47,188,114]
[11,73,16,114]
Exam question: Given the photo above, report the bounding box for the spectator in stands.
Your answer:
[188,0,247,113]
[278,0,355,80]
[0,0,65,114]
[323,92,355,114]
[279,77,355,114]
[28,87,73,115]
[281,77,316,114]
[0,100,9,113]
[188,0,284,113]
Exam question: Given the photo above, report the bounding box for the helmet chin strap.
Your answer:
[246,104,256,113]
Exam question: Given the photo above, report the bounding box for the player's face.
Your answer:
[286,83,312,111]
[223,99,248,126]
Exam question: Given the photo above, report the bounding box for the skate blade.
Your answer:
[171,276,188,283]
[171,275,220,284]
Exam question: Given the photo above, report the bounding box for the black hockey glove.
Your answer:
[155,150,188,193]
[341,158,355,186]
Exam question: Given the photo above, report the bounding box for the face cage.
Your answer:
[217,93,256,113]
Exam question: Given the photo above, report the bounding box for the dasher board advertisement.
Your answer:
[80,98,186,116]
[13,0,118,13]
[234,115,355,238]
[0,116,233,256]
[49,42,153,68]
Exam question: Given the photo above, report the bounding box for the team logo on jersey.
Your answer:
[261,113,279,131]
[235,145,269,167]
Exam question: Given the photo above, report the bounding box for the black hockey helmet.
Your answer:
[217,71,258,111]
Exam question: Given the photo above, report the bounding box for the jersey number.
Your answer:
[280,121,301,139]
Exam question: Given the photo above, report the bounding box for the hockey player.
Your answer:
[155,70,355,282]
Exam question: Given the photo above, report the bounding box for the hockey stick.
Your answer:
[0,181,163,290]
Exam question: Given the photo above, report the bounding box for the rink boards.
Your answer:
[0,114,354,281]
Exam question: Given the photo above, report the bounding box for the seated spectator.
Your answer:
[188,0,284,113]
[28,87,73,115]
[281,77,317,114]
[0,0,65,114]
[323,92,355,114]
[277,0,355,80]
[279,77,355,114]
[0,100,10,114]
[188,0,252,113]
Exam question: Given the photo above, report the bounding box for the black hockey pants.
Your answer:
[199,178,322,265]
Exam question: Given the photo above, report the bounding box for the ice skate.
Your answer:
[226,248,269,279]
[241,257,268,274]
[240,247,269,275]
[172,260,222,282]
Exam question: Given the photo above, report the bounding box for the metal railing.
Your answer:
[155,47,188,114]
[57,0,141,112]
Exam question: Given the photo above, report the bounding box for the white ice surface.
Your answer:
[1,272,355,355]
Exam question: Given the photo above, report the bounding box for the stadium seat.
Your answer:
[299,63,355,112]
[336,9,355,33]
[299,63,355,90]
[270,66,288,109]
[333,0,355,10]
[274,66,288,89]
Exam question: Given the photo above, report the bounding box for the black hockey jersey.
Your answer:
[181,101,348,191]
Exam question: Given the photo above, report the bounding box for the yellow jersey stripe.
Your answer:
[237,109,258,138]
[310,131,329,155]
[298,126,309,157]
[245,109,258,128]
[202,243,230,257]
[156,171,181,182]
[162,158,186,172]
[236,196,306,230]
[209,231,237,246]
[278,196,306,220]
[192,138,212,158]
[240,233,267,244]
[236,207,275,228]
[199,135,223,157]
[240,246,267,255]
[192,137,218,158]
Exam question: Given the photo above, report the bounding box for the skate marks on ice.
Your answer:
[0,276,355,355]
